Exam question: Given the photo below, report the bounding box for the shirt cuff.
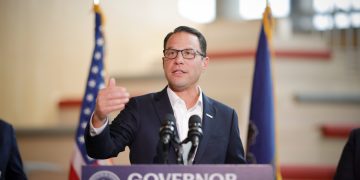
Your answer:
[89,112,108,137]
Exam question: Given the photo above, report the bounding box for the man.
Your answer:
[85,26,246,164]
[0,119,28,180]
[334,128,360,180]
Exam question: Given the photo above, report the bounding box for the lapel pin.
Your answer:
[206,113,213,119]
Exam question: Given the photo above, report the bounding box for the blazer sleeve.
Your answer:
[0,121,27,180]
[225,109,247,164]
[85,97,139,159]
[334,128,360,180]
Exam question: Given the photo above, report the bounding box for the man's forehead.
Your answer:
[165,32,200,49]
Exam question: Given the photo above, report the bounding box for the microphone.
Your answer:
[187,115,203,147]
[186,115,203,164]
[159,114,176,163]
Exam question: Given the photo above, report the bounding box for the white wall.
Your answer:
[0,0,200,127]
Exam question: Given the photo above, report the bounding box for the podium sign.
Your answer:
[82,164,274,180]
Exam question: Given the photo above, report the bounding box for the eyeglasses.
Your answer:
[163,49,205,60]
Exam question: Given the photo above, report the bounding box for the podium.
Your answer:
[82,164,274,180]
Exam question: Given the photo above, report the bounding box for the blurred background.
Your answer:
[0,0,359,179]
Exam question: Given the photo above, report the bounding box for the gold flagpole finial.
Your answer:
[92,0,105,25]
[263,4,273,41]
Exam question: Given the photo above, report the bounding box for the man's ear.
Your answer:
[202,57,209,70]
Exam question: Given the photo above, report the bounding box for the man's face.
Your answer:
[163,32,209,92]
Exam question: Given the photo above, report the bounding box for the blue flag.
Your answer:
[247,5,281,179]
[248,24,275,163]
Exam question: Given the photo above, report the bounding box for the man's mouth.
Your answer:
[172,69,186,74]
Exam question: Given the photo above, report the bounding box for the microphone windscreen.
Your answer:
[189,115,201,126]
[162,114,176,125]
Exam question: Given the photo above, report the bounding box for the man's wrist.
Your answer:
[92,113,107,128]
[89,112,108,136]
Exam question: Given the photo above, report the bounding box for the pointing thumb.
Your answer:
[108,78,116,88]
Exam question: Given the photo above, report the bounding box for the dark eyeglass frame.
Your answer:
[163,48,205,60]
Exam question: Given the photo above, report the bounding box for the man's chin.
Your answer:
[168,83,187,92]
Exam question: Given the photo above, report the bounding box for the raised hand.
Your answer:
[92,78,130,127]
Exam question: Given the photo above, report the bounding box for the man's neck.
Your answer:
[171,86,200,109]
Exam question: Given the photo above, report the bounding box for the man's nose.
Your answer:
[174,52,185,64]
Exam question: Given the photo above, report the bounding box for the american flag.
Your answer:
[69,4,112,180]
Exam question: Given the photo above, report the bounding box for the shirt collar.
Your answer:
[167,86,203,109]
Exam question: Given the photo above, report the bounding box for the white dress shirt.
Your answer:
[167,87,203,164]
[166,86,203,142]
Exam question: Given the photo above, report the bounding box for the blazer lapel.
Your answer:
[153,87,174,124]
[153,87,183,162]
[193,94,216,163]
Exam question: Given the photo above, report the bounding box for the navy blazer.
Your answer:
[85,87,246,164]
[334,128,360,180]
[0,119,27,180]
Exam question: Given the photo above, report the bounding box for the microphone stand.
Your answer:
[161,143,169,164]
[172,137,184,164]
[187,144,197,165]
[178,137,197,165]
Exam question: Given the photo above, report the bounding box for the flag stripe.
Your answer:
[71,146,85,177]
[69,164,79,180]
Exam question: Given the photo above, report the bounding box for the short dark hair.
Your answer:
[163,26,207,56]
